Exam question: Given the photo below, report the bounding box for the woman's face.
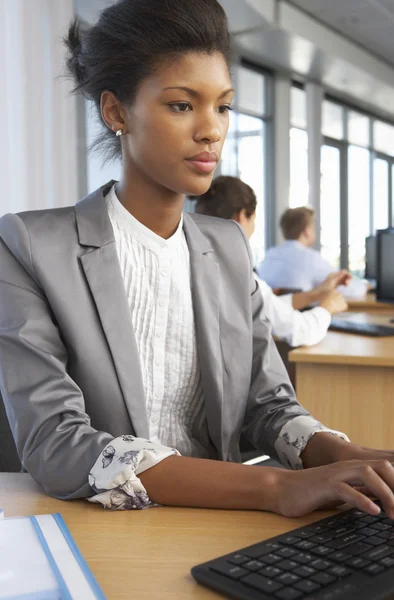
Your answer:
[122,52,234,196]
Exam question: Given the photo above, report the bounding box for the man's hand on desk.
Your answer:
[317,270,352,294]
[319,290,348,315]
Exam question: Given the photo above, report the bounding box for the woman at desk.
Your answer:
[1,0,394,519]
[192,176,348,348]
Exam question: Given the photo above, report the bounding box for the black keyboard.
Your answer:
[329,318,394,337]
[191,504,394,599]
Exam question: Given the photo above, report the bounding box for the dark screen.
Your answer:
[377,230,394,302]
[365,236,376,280]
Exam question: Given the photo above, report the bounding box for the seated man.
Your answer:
[258,206,368,298]
[193,177,348,347]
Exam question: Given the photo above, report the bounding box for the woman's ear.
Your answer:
[100,91,127,134]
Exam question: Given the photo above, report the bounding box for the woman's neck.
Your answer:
[117,167,185,240]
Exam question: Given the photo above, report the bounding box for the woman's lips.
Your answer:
[185,159,218,174]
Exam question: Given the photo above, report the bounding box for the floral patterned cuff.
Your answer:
[87,435,180,510]
[274,416,350,470]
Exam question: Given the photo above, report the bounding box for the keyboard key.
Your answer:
[325,519,342,528]
[371,522,391,532]
[275,588,303,600]
[346,557,371,569]
[359,527,379,537]
[276,547,297,559]
[277,573,300,585]
[360,516,378,525]
[294,530,315,539]
[327,565,352,578]
[294,579,321,593]
[245,542,281,558]
[243,573,283,594]
[361,545,394,561]
[311,545,333,556]
[327,533,365,549]
[310,535,333,544]
[307,524,330,534]
[259,565,283,578]
[262,553,283,565]
[377,530,394,540]
[210,562,249,579]
[293,565,316,578]
[343,542,373,555]
[310,559,333,571]
[294,540,316,550]
[364,563,385,576]
[281,536,299,546]
[380,556,394,567]
[292,553,314,565]
[365,536,388,546]
[330,526,356,538]
[311,572,337,586]
[329,551,351,562]
[276,560,298,571]
[228,553,249,565]
[243,559,265,571]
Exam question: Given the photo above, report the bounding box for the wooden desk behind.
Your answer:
[289,313,394,449]
[347,293,393,313]
[0,474,329,600]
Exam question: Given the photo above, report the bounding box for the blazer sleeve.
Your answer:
[237,230,313,462]
[0,215,116,499]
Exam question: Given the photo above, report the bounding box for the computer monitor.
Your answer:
[376,228,394,303]
[365,235,377,280]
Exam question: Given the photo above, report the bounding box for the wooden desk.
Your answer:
[347,293,393,313]
[0,473,331,600]
[289,313,394,449]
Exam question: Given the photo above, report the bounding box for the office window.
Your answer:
[291,87,307,130]
[320,96,394,272]
[320,145,341,268]
[322,100,344,140]
[373,158,389,231]
[289,128,309,208]
[373,121,394,157]
[220,111,238,176]
[348,111,370,147]
[238,116,266,265]
[237,66,266,116]
[348,146,370,275]
[220,65,271,265]
[290,86,309,208]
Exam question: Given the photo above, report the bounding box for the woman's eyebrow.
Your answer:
[163,86,235,99]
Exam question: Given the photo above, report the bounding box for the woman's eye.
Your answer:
[169,102,191,112]
[218,105,233,114]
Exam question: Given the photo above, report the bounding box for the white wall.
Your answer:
[85,101,122,194]
[0,0,78,216]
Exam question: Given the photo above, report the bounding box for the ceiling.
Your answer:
[287,0,394,66]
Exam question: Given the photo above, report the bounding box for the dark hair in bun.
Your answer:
[193,176,257,220]
[64,0,232,163]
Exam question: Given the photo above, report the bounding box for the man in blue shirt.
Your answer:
[258,206,367,298]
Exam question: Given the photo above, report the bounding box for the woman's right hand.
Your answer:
[273,459,394,518]
[319,290,348,315]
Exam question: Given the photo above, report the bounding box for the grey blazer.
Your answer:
[0,181,309,500]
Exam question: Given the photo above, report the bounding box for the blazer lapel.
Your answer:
[183,215,227,459]
[75,183,149,438]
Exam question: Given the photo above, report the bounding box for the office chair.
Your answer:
[0,392,21,472]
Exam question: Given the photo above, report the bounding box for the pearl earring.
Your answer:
[115,129,123,137]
